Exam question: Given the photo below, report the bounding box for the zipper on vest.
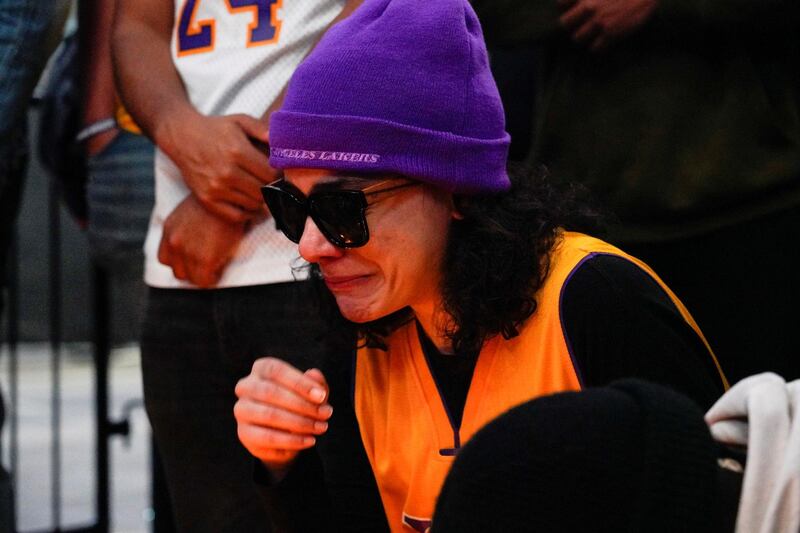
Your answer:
[415,322,466,456]
[425,358,462,456]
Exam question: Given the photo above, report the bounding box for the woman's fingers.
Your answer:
[237,421,318,451]
[238,375,331,420]
[234,357,334,470]
[250,357,330,405]
[234,398,329,435]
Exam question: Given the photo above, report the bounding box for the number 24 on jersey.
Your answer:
[177,0,282,56]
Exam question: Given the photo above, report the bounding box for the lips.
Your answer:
[322,274,370,291]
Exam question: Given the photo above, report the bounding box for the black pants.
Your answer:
[141,280,337,533]
[624,206,800,384]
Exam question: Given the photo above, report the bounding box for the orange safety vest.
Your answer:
[353,232,726,532]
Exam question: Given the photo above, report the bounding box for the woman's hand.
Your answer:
[235,357,333,476]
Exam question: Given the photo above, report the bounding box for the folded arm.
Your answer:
[111,0,272,223]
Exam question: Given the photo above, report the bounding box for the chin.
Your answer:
[333,295,393,324]
[337,305,380,324]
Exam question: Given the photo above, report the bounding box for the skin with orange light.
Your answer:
[234,168,459,475]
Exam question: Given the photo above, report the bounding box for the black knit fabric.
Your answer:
[432,380,719,533]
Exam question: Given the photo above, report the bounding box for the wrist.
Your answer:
[77,118,117,143]
[84,128,120,158]
[185,194,252,230]
[152,105,203,157]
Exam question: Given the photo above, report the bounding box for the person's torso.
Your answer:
[533,33,800,242]
[145,0,345,288]
[353,232,715,531]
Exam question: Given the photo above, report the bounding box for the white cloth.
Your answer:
[705,372,800,533]
[145,0,345,288]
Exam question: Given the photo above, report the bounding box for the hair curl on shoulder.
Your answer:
[440,164,604,354]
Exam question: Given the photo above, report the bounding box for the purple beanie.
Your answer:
[269,0,511,193]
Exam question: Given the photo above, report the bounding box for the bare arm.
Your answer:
[557,0,798,52]
[557,0,658,52]
[141,0,362,287]
[111,0,270,223]
[471,0,657,51]
[111,0,189,147]
[78,0,119,157]
[260,0,365,122]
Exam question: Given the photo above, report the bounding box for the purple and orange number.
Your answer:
[177,0,282,56]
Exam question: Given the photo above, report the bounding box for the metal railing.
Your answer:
[1,174,155,533]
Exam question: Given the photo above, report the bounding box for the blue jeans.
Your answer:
[86,131,155,340]
[86,130,155,274]
[1,3,56,531]
[0,0,55,277]
[0,0,54,140]
[141,281,341,532]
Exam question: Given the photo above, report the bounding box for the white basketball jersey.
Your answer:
[145,0,345,288]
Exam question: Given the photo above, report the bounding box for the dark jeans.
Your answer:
[2,4,59,530]
[87,130,155,273]
[624,205,800,385]
[86,130,155,341]
[141,280,336,533]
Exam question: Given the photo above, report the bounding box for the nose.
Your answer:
[298,216,344,264]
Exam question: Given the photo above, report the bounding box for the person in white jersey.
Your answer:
[112,1,360,530]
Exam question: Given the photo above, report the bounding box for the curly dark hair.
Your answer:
[308,165,604,355]
[441,165,604,354]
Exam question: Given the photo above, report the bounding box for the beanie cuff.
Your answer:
[269,110,511,194]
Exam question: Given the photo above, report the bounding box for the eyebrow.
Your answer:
[309,175,386,194]
[308,177,352,194]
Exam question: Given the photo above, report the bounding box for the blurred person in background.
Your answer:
[78,0,167,524]
[1,2,58,531]
[112,1,362,531]
[471,0,800,384]
[78,0,154,339]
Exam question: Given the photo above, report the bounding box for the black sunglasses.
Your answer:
[261,178,420,248]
